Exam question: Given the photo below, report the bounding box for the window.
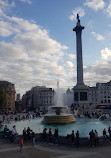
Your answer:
[80,92,87,101]
[74,92,78,101]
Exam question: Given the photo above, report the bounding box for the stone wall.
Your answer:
[0,131,111,147]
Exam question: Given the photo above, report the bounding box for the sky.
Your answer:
[0,0,111,96]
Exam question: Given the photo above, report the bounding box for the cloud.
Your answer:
[66,61,74,68]
[19,0,32,4]
[0,2,70,95]
[0,42,28,60]
[84,0,105,11]
[69,8,85,21]
[91,32,104,40]
[0,20,20,37]
[14,31,67,55]
[83,47,111,86]
[68,54,76,60]
[84,60,111,86]
[101,47,111,60]
[0,0,14,16]
[105,1,111,16]
[6,16,38,31]
[0,0,15,8]
[1,0,111,95]
[86,20,94,29]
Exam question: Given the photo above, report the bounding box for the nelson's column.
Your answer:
[73,14,89,111]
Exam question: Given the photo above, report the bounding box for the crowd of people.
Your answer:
[22,127,36,147]
[3,125,36,152]
[3,125,18,142]
[89,127,111,148]
[42,127,59,145]
[71,130,80,147]
[2,124,111,150]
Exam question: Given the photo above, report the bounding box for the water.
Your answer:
[54,86,64,106]
[1,117,111,137]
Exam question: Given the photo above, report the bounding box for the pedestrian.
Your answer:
[11,125,17,142]
[31,131,35,149]
[89,129,95,147]
[94,130,99,147]
[3,125,9,138]
[108,127,111,140]
[23,128,27,140]
[19,137,23,152]
[75,130,80,147]
[42,128,47,142]
[103,128,107,141]
[48,128,53,144]
[71,130,75,146]
[27,127,31,140]
[54,128,59,145]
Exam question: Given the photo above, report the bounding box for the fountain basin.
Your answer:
[43,106,76,124]
[43,114,75,124]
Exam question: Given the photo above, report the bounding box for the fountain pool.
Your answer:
[1,117,111,137]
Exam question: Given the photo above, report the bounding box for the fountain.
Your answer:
[43,83,76,124]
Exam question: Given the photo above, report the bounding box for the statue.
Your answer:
[77,14,79,21]
[77,13,80,26]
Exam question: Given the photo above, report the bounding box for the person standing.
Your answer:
[103,128,107,141]
[108,127,111,140]
[89,129,95,147]
[19,137,23,152]
[48,128,52,144]
[54,128,59,145]
[42,128,47,142]
[23,128,27,140]
[11,125,17,142]
[94,130,99,147]
[31,131,35,149]
[76,130,80,147]
[71,130,75,146]
[27,127,31,140]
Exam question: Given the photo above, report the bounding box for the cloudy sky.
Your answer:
[0,0,111,96]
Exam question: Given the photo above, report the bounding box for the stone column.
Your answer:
[73,14,84,85]
[73,14,89,111]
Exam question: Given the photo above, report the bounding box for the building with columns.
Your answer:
[73,14,90,110]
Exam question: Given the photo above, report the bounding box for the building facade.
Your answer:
[21,90,31,110]
[89,80,111,109]
[21,86,55,110]
[0,81,15,112]
[30,86,55,109]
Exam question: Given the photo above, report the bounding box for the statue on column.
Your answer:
[77,14,80,26]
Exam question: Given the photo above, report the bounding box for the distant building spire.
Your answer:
[57,81,59,90]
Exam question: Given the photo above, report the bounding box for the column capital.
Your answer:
[73,25,84,33]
